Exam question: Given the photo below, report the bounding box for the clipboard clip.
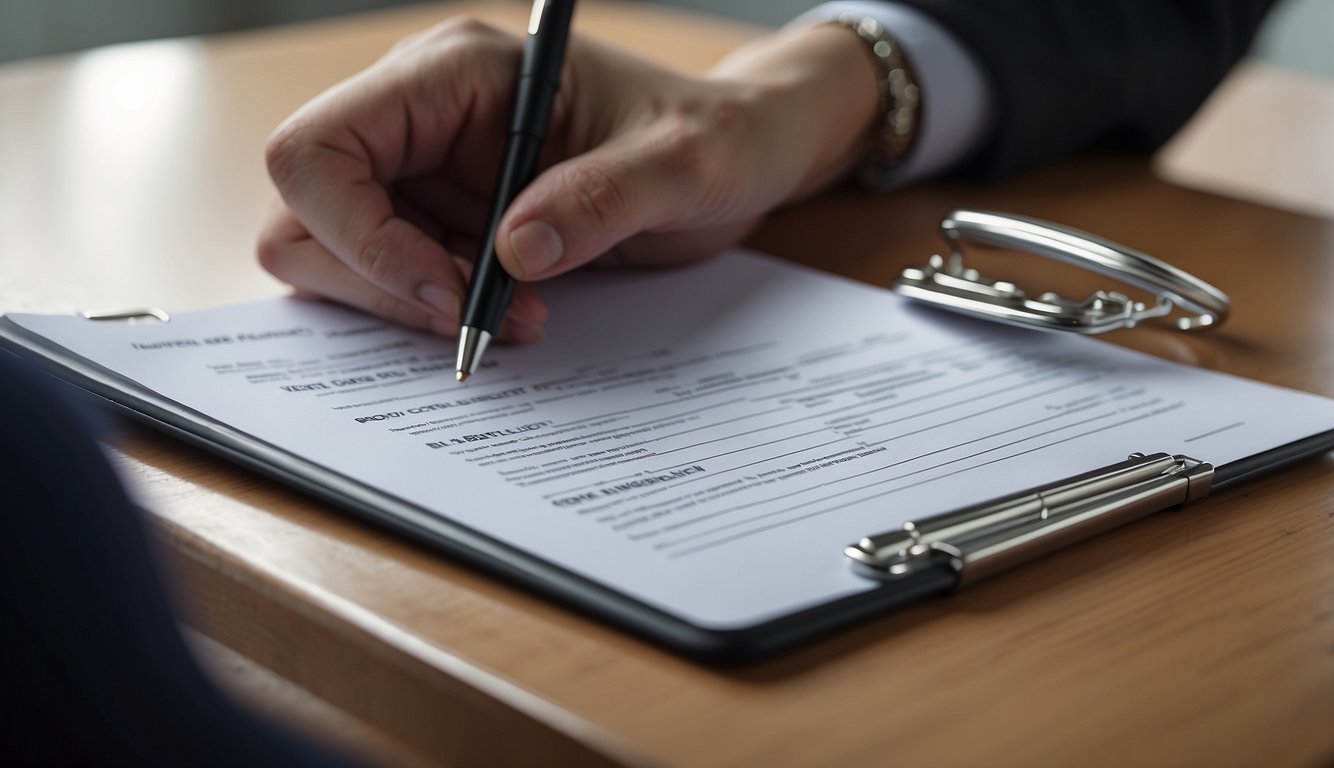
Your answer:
[845,452,1213,587]
[81,308,171,323]
[892,210,1230,334]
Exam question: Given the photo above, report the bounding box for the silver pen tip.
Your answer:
[454,326,492,383]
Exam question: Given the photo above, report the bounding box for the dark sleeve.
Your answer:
[0,352,357,767]
[890,0,1277,176]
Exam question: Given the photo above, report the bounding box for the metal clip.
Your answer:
[81,308,171,323]
[845,452,1213,587]
[892,210,1230,334]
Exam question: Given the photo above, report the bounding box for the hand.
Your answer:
[258,17,879,340]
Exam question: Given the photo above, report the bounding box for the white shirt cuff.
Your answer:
[791,1,995,188]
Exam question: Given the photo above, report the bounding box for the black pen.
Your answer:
[455,0,577,382]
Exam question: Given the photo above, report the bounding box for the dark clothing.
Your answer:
[897,0,1278,176]
[0,352,351,766]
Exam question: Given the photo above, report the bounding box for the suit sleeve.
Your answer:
[888,0,1277,176]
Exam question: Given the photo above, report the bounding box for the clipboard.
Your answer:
[4,254,1333,662]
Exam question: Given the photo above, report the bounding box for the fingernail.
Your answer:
[416,282,460,320]
[509,220,563,277]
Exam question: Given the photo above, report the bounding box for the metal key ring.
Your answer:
[892,210,1230,334]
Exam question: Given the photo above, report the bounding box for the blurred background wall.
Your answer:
[1,0,1331,74]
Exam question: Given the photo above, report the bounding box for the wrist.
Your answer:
[706,23,882,202]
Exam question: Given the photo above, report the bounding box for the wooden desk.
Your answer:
[3,3,1331,766]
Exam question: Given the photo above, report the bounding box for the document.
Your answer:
[9,252,1334,628]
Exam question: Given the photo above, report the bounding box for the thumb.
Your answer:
[496,131,718,280]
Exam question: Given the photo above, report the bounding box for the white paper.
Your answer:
[12,252,1334,628]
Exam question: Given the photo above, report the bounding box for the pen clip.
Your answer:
[845,452,1213,587]
[528,0,551,34]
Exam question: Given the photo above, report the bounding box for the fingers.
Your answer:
[393,173,493,239]
[258,202,548,342]
[267,113,464,323]
[263,18,518,329]
[495,91,763,281]
[262,17,778,346]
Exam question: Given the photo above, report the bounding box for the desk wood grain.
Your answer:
[3,3,1331,766]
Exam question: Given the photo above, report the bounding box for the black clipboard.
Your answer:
[4,300,1333,663]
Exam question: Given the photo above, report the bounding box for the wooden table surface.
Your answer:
[2,2,1331,766]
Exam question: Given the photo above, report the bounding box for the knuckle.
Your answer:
[426,15,496,39]
[255,235,287,278]
[408,16,503,55]
[648,96,757,220]
[264,125,296,184]
[264,122,314,191]
[658,120,711,181]
[660,98,750,182]
[388,28,428,55]
[568,163,633,229]
[351,229,398,286]
[395,16,516,101]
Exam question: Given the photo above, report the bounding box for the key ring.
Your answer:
[892,210,1230,334]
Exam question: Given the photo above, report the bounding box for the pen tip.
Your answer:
[454,326,491,384]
